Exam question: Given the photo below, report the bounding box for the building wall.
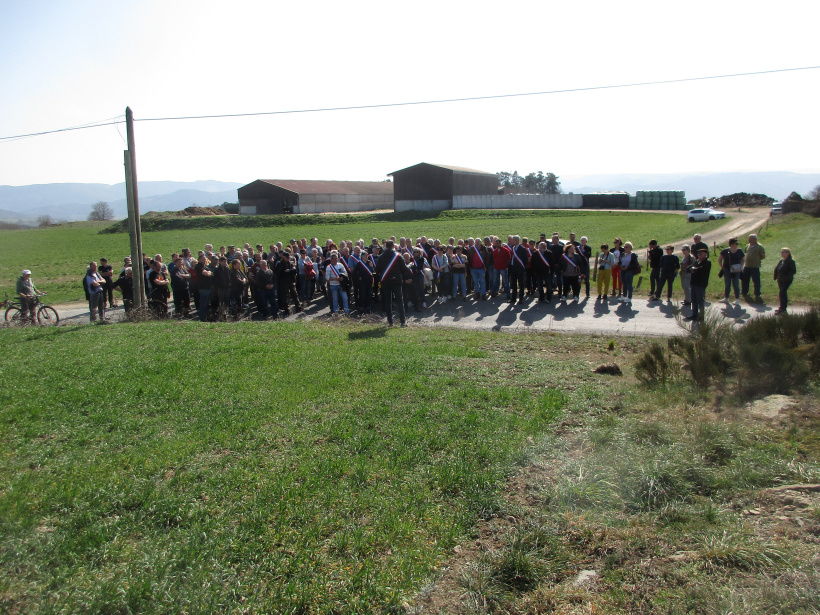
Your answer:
[453,194,583,210]
[394,200,452,213]
[391,165,454,201]
[452,172,499,196]
[237,182,297,214]
[294,193,393,214]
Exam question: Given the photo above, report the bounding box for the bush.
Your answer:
[635,342,674,386]
[668,309,735,390]
[735,342,812,401]
[635,307,819,399]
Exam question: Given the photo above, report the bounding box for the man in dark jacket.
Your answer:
[274,249,301,316]
[509,235,529,305]
[531,242,553,303]
[376,240,412,326]
[646,240,663,300]
[686,249,711,322]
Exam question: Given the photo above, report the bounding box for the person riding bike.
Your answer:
[16,269,45,323]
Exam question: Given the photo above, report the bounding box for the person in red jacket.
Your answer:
[492,238,511,298]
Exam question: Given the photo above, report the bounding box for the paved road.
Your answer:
[49,292,790,338]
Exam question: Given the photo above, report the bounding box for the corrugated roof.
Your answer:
[257,179,394,196]
[388,162,497,176]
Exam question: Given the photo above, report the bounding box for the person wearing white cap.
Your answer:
[17,269,43,323]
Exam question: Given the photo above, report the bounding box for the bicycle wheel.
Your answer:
[5,307,24,326]
[38,306,60,326]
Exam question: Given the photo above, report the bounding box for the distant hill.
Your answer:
[0,181,243,222]
[561,171,820,201]
[2,173,818,222]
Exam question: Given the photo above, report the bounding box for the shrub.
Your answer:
[668,308,735,390]
[635,342,674,386]
[735,342,812,400]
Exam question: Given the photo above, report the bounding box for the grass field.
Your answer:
[747,213,819,305]
[0,210,716,304]
[1,320,819,613]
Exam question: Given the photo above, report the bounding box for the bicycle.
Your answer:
[3,294,60,326]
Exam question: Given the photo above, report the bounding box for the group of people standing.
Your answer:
[77,230,797,326]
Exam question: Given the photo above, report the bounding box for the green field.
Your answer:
[1,321,818,614]
[746,213,819,305]
[0,210,714,304]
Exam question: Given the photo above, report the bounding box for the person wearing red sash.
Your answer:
[560,244,583,302]
[325,252,349,315]
[532,242,553,303]
[376,240,412,326]
[509,235,529,305]
[450,245,468,299]
[349,246,374,314]
[469,240,488,300]
[491,239,511,298]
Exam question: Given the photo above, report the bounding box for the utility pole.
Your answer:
[124,107,146,311]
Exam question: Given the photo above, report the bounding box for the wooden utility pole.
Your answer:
[124,107,146,311]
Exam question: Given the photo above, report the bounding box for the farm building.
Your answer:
[237,180,394,215]
[388,163,499,212]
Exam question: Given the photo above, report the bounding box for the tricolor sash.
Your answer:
[471,247,484,268]
[380,252,401,282]
[328,262,342,281]
[350,255,373,280]
[562,253,578,269]
[511,246,525,268]
[537,250,550,268]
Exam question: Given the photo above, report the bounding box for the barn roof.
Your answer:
[255,179,394,195]
[388,162,496,176]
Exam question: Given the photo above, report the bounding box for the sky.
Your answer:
[1,0,819,187]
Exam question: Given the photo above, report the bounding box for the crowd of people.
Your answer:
[71,231,798,327]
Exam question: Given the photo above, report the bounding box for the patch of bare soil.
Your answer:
[743,484,820,543]
[411,464,555,614]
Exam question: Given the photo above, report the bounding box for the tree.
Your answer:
[806,185,820,201]
[37,215,53,228]
[88,201,114,221]
[544,173,562,195]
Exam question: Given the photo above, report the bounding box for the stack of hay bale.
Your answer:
[629,190,689,210]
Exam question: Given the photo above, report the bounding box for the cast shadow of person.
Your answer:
[551,298,586,322]
[615,301,639,322]
[593,298,611,319]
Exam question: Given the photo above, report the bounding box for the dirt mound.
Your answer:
[179,206,227,216]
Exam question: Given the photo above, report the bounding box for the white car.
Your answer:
[687,208,726,222]
[770,204,782,215]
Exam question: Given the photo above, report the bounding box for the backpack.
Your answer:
[82,271,90,300]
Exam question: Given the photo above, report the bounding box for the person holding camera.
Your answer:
[596,244,616,300]
[685,249,712,322]
[325,251,349,315]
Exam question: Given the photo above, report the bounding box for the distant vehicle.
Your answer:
[687,208,726,222]
[770,203,783,215]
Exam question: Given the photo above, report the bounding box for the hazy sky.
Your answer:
[1,0,818,186]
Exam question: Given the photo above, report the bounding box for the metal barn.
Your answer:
[238,180,394,215]
[387,163,499,212]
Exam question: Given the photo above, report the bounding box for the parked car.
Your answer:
[687,208,726,222]
[770,203,783,215]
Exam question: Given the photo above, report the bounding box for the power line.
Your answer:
[1,65,818,142]
[136,65,820,124]
[0,115,124,142]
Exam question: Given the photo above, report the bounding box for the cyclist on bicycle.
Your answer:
[17,269,44,323]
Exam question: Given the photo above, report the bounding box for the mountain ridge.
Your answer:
[1,173,818,223]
